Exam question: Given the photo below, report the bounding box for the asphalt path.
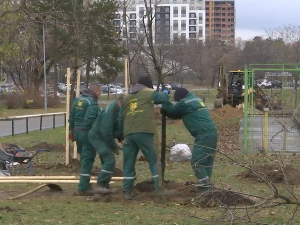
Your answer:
[0,114,65,137]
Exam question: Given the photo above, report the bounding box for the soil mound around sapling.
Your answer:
[26,142,65,152]
[195,189,255,208]
[239,164,300,185]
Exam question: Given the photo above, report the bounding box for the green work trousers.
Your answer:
[89,134,116,188]
[122,133,159,193]
[74,131,86,158]
[78,131,96,192]
[191,132,217,192]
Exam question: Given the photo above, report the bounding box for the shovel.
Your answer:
[8,183,63,200]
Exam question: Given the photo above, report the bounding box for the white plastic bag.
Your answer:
[169,144,192,162]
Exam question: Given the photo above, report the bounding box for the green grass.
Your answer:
[1,123,300,224]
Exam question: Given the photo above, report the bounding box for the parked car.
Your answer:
[271,80,282,88]
[168,81,182,90]
[257,79,272,89]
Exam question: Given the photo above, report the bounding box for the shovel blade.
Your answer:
[47,183,63,191]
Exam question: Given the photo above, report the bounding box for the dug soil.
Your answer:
[126,179,255,207]
[26,142,66,152]
[239,164,300,185]
[210,105,244,154]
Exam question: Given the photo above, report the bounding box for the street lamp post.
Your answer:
[43,23,47,113]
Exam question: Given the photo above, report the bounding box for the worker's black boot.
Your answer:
[123,192,132,200]
[94,182,113,194]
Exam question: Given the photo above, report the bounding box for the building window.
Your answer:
[129,27,136,32]
[139,0,143,3]
[130,14,136,19]
[190,6,194,10]
[173,6,178,17]
[115,14,120,19]
[189,19,196,25]
[183,0,187,3]
[130,33,136,39]
[173,33,179,40]
[173,20,178,31]
[113,20,120,26]
[191,0,195,3]
[130,20,136,25]
[181,33,186,40]
[199,14,203,22]
[189,13,196,18]
[199,27,203,37]
[189,33,196,38]
[181,6,186,17]
[173,0,177,3]
[181,20,186,30]
[189,26,196,32]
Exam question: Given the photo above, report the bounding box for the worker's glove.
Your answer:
[68,132,75,142]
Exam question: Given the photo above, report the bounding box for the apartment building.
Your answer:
[205,0,235,44]
[114,2,206,44]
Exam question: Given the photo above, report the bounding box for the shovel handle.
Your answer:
[8,184,49,200]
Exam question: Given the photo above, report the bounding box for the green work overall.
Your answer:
[69,90,99,192]
[122,84,169,194]
[87,101,123,189]
[162,93,217,192]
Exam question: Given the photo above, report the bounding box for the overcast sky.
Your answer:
[236,0,300,40]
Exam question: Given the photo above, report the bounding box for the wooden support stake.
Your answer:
[65,68,71,165]
[161,111,167,186]
[124,57,128,94]
[73,69,81,159]
[0,180,117,184]
[0,176,123,181]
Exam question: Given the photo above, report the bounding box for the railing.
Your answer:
[0,112,66,137]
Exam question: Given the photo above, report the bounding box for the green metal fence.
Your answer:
[241,64,300,154]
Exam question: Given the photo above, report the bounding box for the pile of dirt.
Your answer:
[239,164,300,185]
[195,190,255,207]
[209,105,244,154]
[26,142,65,152]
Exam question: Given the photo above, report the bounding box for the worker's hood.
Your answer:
[130,84,150,94]
[81,89,98,102]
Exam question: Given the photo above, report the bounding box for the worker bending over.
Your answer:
[161,87,217,193]
[88,95,124,194]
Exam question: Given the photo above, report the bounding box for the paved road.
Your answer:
[0,114,65,137]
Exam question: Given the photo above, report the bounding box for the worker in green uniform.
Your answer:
[161,87,217,193]
[122,76,173,200]
[69,84,101,195]
[88,95,124,194]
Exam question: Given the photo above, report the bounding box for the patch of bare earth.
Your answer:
[239,164,300,185]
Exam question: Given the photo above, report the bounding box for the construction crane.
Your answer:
[209,0,214,40]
